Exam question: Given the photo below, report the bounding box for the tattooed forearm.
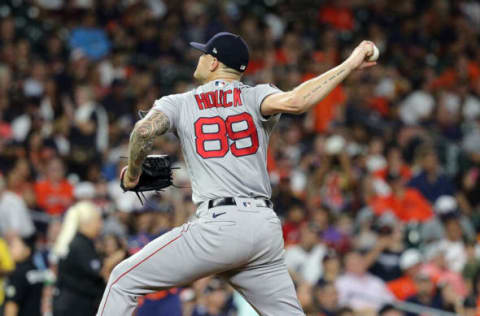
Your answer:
[127,110,170,180]
[302,68,346,101]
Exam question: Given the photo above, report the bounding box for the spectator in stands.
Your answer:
[309,137,355,213]
[52,201,106,316]
[461,295,477,316]
[282,204,306,246]
[370,171,433,222]
[6,158,35,208]
[3,237,44,316]
[405,272,444,316]
[373,146,412,182]
[318,250,341,284]
[34,157,73,216]
[408,145,455,203]
[456,165,480,228]
[422,244,468,298]
[421,195,475,244]
[0,174,35,241]
[131,199,182,316]
[313,281,340,316]
[191,279,236,316]
[365,214,405,282]
[387,249,423,301]
[69,85,108,178]
[336,250,394,313]
[0,237,14,314]
[285,223,327,285]
[428,210,468,273]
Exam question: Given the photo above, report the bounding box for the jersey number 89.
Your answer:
[194,112,259,158]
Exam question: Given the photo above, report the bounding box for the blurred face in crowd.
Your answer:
[287,205,305,223]
[430,250,448,269]
[88,210,104,238]
[315,283,338,310]
[14,158,30,178]
[323,255,341,279]
[336,214,353,235]
[415,275,434,298]
[206,289,227,312]
[135,212,153,233]
[444,218,462,241]
[47,158,65,182]
[312,208,329,231]
[388,176,406,195]
[75,85,93,106]
[405,262,421,278]
[299,224,319,250]
[369,138,384,155]
[104,234,122,256]
[387,147,403,171]
[421,151,438,173]
[344,251,367,275]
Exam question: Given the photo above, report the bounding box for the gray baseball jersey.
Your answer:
[152,80,280,204]
[97,80,305,316]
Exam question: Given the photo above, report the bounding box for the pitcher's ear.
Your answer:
[209,57,220,72]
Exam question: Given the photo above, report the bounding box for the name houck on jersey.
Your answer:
[194,88,243,110]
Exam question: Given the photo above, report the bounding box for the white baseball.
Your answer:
[368,43,379,62]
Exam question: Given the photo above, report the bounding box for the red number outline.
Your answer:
[226,112,259,157]
[194,113,259,159]
[194,116,229,158]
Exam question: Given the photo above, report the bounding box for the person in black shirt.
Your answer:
[366,214,404,282]
[52,201,105,316]
[4,238,44,316]
[405,272,443,316]
[313,281,340,316]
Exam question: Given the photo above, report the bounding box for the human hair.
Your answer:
[51,201,100,261]
[414,143,436,161]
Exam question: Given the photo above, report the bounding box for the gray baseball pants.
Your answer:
[96,197,305,316]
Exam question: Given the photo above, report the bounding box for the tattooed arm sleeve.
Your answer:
[126,110,170,181]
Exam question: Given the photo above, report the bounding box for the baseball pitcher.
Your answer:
[97,32,376,316]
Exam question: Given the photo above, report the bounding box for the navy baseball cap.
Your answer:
[190,32,249,72]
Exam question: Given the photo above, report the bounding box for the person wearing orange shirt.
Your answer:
[370,173,433,223]
[34,157,73,216]
[388,249,423,301]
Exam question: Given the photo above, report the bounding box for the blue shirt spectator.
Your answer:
[408,146,455,203]
[408,171,455,203]
[69,13,110,61]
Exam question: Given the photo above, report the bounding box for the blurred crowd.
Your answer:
[1,0,480,315]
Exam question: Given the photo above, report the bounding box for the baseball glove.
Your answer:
[120,154,174,203]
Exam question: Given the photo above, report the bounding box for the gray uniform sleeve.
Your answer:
[254,83,282,122]
[152,95,179,132]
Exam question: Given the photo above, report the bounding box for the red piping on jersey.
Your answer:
[99,233,183,316]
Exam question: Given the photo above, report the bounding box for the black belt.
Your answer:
[208,197,273,209]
